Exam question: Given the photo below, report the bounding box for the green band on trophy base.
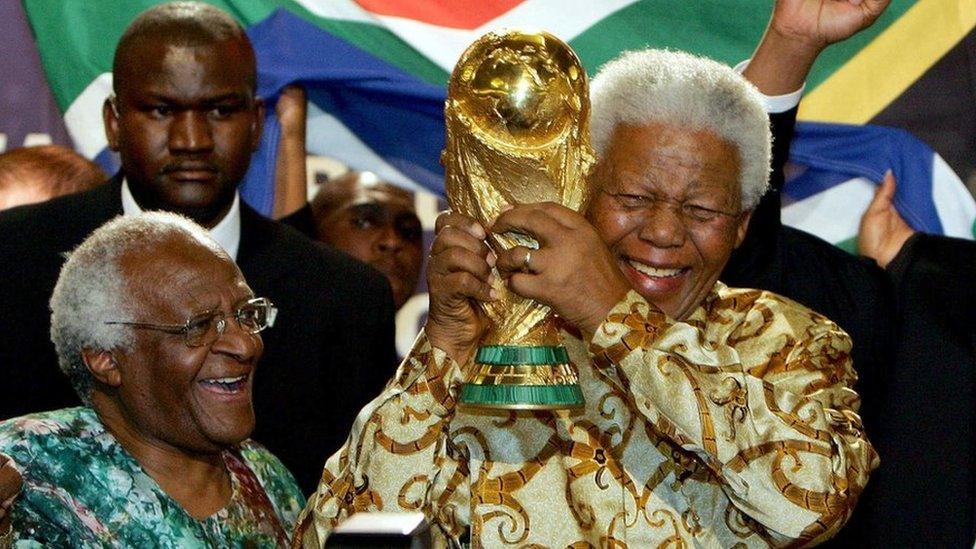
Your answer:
[459,383,584,410]
[459,344,584,410]
[475,345,569,365]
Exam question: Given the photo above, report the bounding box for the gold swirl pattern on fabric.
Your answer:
[443,29,595,348]
[296,285,879,548]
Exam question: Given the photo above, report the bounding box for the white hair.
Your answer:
[50,211,227,403]
[590,49,771,210]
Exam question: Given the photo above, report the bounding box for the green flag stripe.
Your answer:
[23,0,279,112]
[277,0,449,85]
[30,0,918,117]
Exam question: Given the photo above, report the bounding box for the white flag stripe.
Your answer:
[931,153,976,239]
[305,101,427,194]
[64,73,113,159]
[293,0,637,71]
[782,177,876,244]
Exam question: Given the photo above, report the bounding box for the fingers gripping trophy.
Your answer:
[444,30,595,410]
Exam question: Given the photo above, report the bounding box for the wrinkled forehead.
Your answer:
[597,121,741,195]
[118,235,248,312]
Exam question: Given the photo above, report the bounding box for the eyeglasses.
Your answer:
[105,297,278,347]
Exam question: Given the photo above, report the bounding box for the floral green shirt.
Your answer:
[0,407,305,548]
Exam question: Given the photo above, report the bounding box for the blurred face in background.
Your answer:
[312,172,423,308]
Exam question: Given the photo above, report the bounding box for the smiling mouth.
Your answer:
[627,260,687,278]
[199,375,249,394]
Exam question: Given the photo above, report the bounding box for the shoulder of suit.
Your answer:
[242,213,390,293]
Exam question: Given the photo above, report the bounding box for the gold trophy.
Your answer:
[443,30,595,410]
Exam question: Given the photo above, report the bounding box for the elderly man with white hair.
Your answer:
[0,212,303,547]
[294,3,883,546]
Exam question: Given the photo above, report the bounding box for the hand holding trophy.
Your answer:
[443,30,595,410]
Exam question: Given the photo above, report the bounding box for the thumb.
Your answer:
[866,169,896,213]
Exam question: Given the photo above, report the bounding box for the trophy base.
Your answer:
[457,345,585,411]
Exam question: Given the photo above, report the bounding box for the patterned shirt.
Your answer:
[0,407,305,548]
[295,285,878,547]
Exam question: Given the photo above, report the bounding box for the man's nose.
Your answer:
[169,111,214,153]
[637,202,686,248]
[375,225,405,253]
[211,316,262,362]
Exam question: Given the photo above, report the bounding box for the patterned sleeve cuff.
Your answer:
[588,291,669,368]
[406,331,466,418]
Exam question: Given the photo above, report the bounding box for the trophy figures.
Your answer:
[443,30,595,410]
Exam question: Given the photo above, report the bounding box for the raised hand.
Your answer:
[425,211,496,366]
[771,0,891,50]
[492,202,631,336]
[858,171,915,268]
[745,0,891,95]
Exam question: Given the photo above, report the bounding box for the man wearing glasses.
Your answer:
[0,212,304,547]
[0,2,396,493]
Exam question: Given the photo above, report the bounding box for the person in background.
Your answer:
[284,171,423,309]
[0,1,396,494]
[0,145,105,210]
[0,212,303,547]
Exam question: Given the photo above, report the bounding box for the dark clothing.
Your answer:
[861,233,976,547]
[0,176,398,493]
[280,203,317,239]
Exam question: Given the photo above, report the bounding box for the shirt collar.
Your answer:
[120,178,241,260]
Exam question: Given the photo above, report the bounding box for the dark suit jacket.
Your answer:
[860,233,976,547]
[0,176,397,493]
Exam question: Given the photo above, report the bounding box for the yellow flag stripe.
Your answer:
[798,0,976,124]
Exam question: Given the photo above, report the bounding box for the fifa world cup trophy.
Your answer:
[443,30,595,410]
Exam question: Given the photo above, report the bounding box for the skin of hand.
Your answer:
[424,211,497,368]
[272,85,309,219]
[744,0,891,95]
[0,453,23,535]
[858,170,915,268]
[492,202,632,337]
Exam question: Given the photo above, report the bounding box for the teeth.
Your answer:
[203,375,247,385]
[629,261,682,278]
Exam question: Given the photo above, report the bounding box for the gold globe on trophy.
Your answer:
[443,29,595,410]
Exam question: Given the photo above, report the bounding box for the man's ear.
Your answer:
[82,349,122,388]
[733,210,753,249]
[103,96,121,152]
[250,97,266,152]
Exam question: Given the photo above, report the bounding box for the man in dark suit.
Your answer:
[0,2,396,494]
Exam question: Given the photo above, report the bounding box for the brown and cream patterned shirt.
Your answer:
[295,284,878,548]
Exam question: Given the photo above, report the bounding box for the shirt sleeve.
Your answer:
[588,291,879,545]
[292,331,466,548]
[734,59,804,113]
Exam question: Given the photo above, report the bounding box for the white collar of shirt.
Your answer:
[120,178,242,260]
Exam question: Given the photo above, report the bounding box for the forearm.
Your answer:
[589,292,877,543]
[743,25,822,97]
[294,331,464,547]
